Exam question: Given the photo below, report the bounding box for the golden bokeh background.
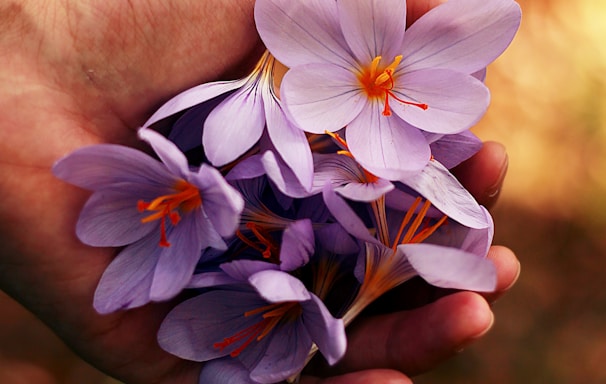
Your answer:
[2,0,606,383]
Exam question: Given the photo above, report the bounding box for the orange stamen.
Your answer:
[236,222,280,262]
[137,179,201,247]
[392,198,448,249]
[358,55,428,116]
[214,302,301,357]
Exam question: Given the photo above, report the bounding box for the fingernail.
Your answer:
[486,153,509,200]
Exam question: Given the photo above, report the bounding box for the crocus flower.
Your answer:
[141,51,314,192]
[255,0,521,179]
[158,269,346,383]
[52,129,244,313]
[321,181,496,324]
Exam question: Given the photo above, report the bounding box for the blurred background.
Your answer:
[2,0,606,383]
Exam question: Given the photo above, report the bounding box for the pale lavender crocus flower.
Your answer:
[255,0,521,179]
[141,51,314,192]
[158,268,346,384]
[52,129,244,313]
[321,180,496,324]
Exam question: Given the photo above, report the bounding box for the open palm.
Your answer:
[0,1,519,383]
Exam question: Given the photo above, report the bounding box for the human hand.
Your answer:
[0,1,519,383]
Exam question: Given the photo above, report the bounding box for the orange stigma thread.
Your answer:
[391,198,448,251]
[359,55,428,116]
[213,302,302,357]
[137,179,202,247]
[236,222,280,262]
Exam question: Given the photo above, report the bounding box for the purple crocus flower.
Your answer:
[52,129,244,313]
[158,269,346,384]
[141,51,314,192]
[255,0,521,179]
[321,178,496,324]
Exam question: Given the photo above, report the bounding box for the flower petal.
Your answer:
[400,159,490,229]
[429,130,482,169]
[249,320,311,383]
[301,294,347,365]
[157,289,266,361]
[149,215,204,301]
[260,151,310,199]
[346,102,430,180]
[221,260,279,281]
[254,0,353,68]
[142,79,247,128]
[322,183,380,245]
[401,0,521,73]
[199,358,261,384]
[391,69,490,134]
[280,219,314,271]
[193,164,244,237]
[202,85,266,166]
[249,270,311,303]
[400,243,497,292]
[338,0,407,63]
[52,144,173,190]
[76,189,158,246]
[281,63,364,134]
[138,128,190,177]
[93,235,159,314]
[264,89,314,191]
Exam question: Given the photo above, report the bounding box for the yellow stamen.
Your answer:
[358,55,428,116]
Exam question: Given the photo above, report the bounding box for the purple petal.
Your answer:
[401,0,521,74]
[400,243,497,292]
[338,179,394,202]
[261,151,310,199]
[158,289,267,361]
[203,84,266,166]
[250,320,311,383]
[281,63,364,134]
[322,183,379,245]
[93,235,159,314]
[312,153,394,201]
[249,270,311,303]
[138,128,190,177]
[254,0,353,67]
[52,144,173,190]
[264,89,314,191]
[225,154,266,181]
[149,214,204,301]
[301,294,347,365]
[192,164,244,237]
[76,189,157,246]
[400,159,489,229]
[315,223,360,255]
[199,358,261,384]
[221,260,279,281]
[187,272,240,289]
[429,131,482,169]
[142,79,246,128]
[391,69,490,134]
[280,219,314,271]
[346,102,430,180]
[338,0,406,63]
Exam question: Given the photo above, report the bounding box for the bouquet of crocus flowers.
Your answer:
[52,0,521,382]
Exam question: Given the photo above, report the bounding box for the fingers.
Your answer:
[317,291,493,377]
[301,369,412,384]
[407,0,447,26]
[483,245,521,303]
[452,141,509,209]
